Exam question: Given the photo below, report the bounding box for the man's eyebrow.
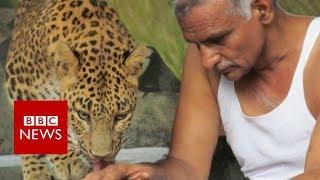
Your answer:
[184,29,231,44]
[200,29,231,43]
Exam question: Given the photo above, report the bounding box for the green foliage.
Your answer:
[280,0,320,16]
[108,0,186,79]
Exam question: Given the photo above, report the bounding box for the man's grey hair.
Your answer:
[172,0,278,20]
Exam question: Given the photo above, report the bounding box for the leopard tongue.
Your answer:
[93,160,111,171]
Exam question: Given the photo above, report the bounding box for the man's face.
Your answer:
[179,0,265,81]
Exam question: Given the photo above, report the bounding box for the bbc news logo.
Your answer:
[14,101,68,154]
[20,116,62,140]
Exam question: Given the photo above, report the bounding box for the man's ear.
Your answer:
[251,0,275,24]
[48,41,80,91]
[123,44,152,87]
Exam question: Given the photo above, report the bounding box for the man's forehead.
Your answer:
[178,0,232,22]
[178,2,234,43]
[180,2,233,31]
[174,0,231,10]
[181,16,231,36]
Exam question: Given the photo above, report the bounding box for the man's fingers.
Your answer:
[85,164,128,180]
[128,171,153,180]
[84,164,156,180]
[126,164,155,180]
[84,170,104,180]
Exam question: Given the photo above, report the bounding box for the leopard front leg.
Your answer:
[21,155,53,180]
[48,150,92,180]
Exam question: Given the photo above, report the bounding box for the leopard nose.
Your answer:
[92,154,109,160]
[90,149,113,160]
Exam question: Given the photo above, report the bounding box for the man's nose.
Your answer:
[199,46,221,70]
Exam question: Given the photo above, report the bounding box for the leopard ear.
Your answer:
[123,45,152,87]
[48,41,80,91]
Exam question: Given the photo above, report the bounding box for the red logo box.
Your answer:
[14,101,68,154]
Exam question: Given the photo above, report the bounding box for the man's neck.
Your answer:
[252,11,312,81]
[242,10,311,86]
[254,11,291,71]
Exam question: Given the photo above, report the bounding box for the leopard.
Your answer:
[4,0,152,179]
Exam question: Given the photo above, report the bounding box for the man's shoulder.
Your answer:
[183,43,222,97]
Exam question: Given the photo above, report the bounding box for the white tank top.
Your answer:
[217,18,320,179]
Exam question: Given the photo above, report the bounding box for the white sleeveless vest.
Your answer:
[217,18,320,179]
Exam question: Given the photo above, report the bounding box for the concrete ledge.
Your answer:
[116,147,168,163]
[0,147,169,167]
[0,155,20,167]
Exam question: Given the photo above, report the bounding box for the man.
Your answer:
[85,0,320,179]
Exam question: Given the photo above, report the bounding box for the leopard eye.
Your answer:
[114,112,131,121]
[77,110,91,122]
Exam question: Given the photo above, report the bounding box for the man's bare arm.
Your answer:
[164,43,221,179]
[293,118,320,179]
[293,43,320,179]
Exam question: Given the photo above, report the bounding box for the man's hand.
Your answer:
[84,163,158,180]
